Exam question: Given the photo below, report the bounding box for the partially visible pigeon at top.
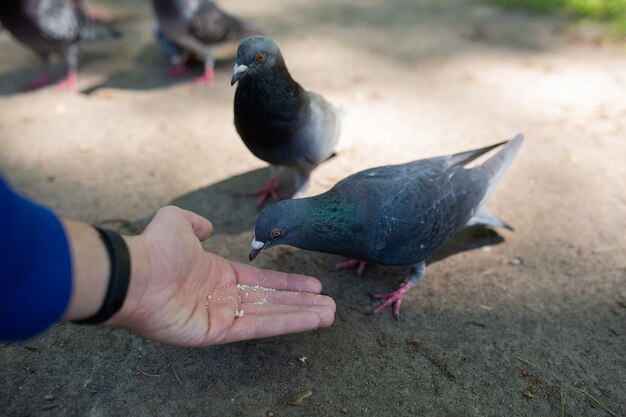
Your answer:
[151,0,262,83]
[231,35,342,207]
[0,0,120,90]
[153,21,183,69]
[249,135,524,317]
[68,0,102,19]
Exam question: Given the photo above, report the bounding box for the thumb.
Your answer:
[178,208,213,241]
[156,206,213,242]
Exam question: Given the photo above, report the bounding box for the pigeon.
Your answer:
[0,0,120,90]
[153,21,184,71]
[69,0,101,19]
[151,0,261,83]
[249,135,524,317]
[231,35,341,207]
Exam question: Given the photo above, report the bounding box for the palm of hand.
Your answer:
[115,207,334,347]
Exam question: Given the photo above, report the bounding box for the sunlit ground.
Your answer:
[0,0,624,416]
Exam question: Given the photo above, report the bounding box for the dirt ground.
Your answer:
[1,0,625,416]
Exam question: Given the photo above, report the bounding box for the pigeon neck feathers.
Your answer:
[282,194,371,260]
[234,64,310,147]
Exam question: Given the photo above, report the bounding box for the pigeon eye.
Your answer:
[270,229,284,238]
[255,52,266,62]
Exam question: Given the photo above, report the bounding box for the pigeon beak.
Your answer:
[231,64,248,86]
[248,237,266,262]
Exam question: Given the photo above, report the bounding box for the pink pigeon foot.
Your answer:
[168,62,188,77]
[248,177,280,208]
[85,9,104,19]
[27,71,52,90]
[335,259,368,276]
[194,67,214,84]
[57,71,77,90]
[373,281,414,319]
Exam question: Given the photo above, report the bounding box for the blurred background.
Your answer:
[0,1,624,416]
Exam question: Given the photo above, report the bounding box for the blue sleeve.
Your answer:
[0,178,72,342]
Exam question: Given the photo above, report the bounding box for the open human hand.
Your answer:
[107,206,335,346]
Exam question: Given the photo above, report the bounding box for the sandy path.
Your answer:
[1,0,624,416]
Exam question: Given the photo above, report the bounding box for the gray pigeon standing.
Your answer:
[151,0,261,83]
[231,35,341,207]
[0,0,120,90]
[249,135,524,317]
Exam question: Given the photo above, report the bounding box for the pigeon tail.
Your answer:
[79,18,120,42]
[478,134,524,207]
[467,207,514,231]
[444,140,508,168]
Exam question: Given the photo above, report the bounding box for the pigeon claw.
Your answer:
[335,259,368,277]
[194,68,214,85]
[26,71,53,90]
[57,71,77,90]
[372,282,413,318]
[168,63,188,77]
[248,177,280,208]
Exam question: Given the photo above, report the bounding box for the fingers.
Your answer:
[239,303,335,324]
[230,261,323,293]
[222,309,334,344]
[238,285,336,311]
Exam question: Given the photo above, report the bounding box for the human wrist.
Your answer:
[103,234,151,328]
[73,227,131,325]
[62,220,109,320]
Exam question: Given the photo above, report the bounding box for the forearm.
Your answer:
[61,220,149,325]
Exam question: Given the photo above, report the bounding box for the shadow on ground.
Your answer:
[0,51,115,97]
[81,46,238,94]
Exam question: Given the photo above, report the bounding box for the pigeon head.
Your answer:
[249,198,308,261]
[231,35,284,85]
[248,190,370,262]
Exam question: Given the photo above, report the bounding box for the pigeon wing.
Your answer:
[298,91,341,165]
[371,162,489,265]
[188,1,257,44]
[37,3,81,43]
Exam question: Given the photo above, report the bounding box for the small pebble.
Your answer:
[288,389,313,406]
[266,411,274,417]
[43,394,55,401]
[510,257,523,266]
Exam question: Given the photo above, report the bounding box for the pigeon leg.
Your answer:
[57,45,78,90]
[27,55,52,89]
[248,177,280,207]
[336,259,368,277]
[292,167,313,198]
[373,261,426,319]
[195,66,215,84]
[57,70,77,90]
[195,49,216,84]
[248,165,281,207]
[167,52,189,77]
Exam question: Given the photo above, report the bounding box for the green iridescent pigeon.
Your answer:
[249,135,524,317]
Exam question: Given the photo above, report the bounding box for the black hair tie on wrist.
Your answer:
[73,227,131,325]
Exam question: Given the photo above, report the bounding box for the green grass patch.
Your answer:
[488,0,626,35]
